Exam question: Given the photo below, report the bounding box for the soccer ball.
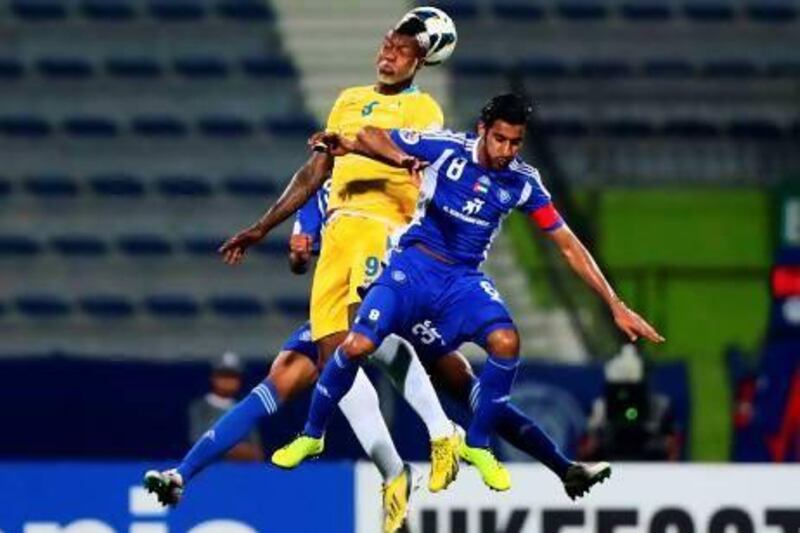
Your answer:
[398,6,458,66]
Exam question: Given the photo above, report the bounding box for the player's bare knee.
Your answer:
[486,328,520,358]
[341,332,376,361]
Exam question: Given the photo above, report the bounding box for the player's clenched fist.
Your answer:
[288,233,313,274]
[218,225,267,265]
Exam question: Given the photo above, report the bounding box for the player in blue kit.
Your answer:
[275,93,665,491]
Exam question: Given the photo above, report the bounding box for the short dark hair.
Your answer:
[480,93,533,128]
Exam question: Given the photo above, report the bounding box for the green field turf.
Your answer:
[508,188,773,460]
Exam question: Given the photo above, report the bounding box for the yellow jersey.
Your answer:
[324,84,444,225]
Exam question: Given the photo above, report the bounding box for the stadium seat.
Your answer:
[0,115,52,137]
[63,116,119,137]
[145,294,200,317]
[0,178,11,197]
[265,116,317,137]
[578,60,632,78]
[767,61,800,78]
[557,1,608,20]
[452,59,505,77]
[37,57,94,79]
[11,0,68,21]
[241,56,297,78]
[620,2,672,21]
[50,235,109,256]
[198,115,254,137]
[223,175,278,196]
[682,1,735,21]
[88,173,146,197]
[539,118,589,137]
[183,235,224,255]
[0,58,25,80]
[23,174,79,197]
[15,294,71,317]
[519,58,569,78]
[148,0,206,21]
[601,119,656,138]
[215,0,274,21]
[703,60,758,78]
[80,0,136,21]
[209,295,267,317]
[492,1,545,20]
[662,119,721,138]
[105,57,163,78]
[174,56,230,78]
[131,115,189,137]
[274,296,309,317]
[79,295,135,319]
[0,235,41,256]
[728,119,784,140]
[746,3,797,23]
[643,59,695,78]
[118,235,173,256]
[156,175,213,197]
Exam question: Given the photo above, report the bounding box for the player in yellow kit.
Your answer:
[217,9,460,533]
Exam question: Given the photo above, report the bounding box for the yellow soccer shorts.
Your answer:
[309,213,397,341]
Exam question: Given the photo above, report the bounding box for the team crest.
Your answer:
[496,188,512,204]
[392,269,407,283]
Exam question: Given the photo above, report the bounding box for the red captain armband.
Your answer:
[530,203,564,232]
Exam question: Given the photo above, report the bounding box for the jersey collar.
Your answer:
[470,136,482,164]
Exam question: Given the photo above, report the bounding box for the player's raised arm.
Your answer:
[218,150,332,265]
[319,126,428,176]
[545,224,665,344]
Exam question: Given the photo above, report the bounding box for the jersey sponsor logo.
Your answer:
[398,129,421,145]
[462,198,485,216]
[442,204,491,227]
[361,100,379,116]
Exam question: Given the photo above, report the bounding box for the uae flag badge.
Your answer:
[473,175,491,194]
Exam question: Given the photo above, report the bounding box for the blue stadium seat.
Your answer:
[183,235,224,255]
[23,174,79,197]
[174,56,229,78]
[0,235,41,256]
[88,173,146,197]
[265,116,317,137]
[148,0,206,20]
[209,295,267,317]
[492,1,545,20]
[241,56,297,78]
[728,119,783,140]
[746,4,797,23]
[274,296,309,317]
[539,119,589,137]
[50,235,108,256]
[118,235,173,256]
[37,57,94,79]
[223,174,277,196]
[15,294,71,317]
[198,115,254,137]
[79,295,135,318]
[682,1,735,21]
[156,175,213,197]
[11,0,68,21]
[216,0,274,21]
[767,61,800,78]
[519,58,569,77]
[417,0,478,19]
[0,58,25,80]
[0,115,52,137]
[253,239,286,257]
[63,116,119,137]
[145,294,200,317]
[557,1,608,20]
[131,115,189,137]
[620,2,672,21]
[662,119,720,138]
[80,0,136,20]
[601,119,656,138]
[0,178,11,197]
[452,59,505,77]
[105,57,163,78]
[703,59,758,78]
[643,59,694,78]
[578,60,632,78]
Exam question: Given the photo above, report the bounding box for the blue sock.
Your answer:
[177,379,280,481]
[466,354,520,448]
[304,348,359,438]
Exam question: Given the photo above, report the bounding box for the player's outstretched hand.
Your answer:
[399,156,429,187]
[611,301,666,344]
[218,225,266,265]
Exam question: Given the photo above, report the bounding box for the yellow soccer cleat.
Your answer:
[428,430,461,492]
[460,443,511,492]
[271,435,324,469]
[382,464,414,533]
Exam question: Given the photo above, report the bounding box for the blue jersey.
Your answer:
[389,129,563,268]
[292,179,331,253]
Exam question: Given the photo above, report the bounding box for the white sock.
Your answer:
[373,335,453,441]
[339,368,404,482]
